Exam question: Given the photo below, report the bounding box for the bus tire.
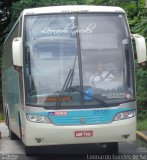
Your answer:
[106,142,119,154]
[9,128,18,140]
[25,146,34,156]
[7,113,18,140]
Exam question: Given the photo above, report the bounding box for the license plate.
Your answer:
[75,131,93,137]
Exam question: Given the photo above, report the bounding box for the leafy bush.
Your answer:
[136,68,147,102]
[136,65,147,120]
[0,112,4,121]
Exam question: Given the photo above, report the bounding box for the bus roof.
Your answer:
[22,5,125,15]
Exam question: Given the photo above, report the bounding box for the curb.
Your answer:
[136,131,147,143]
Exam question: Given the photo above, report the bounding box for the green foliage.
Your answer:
[136,68,147,102]
[135,65,147,121]
[137,120,147,130]
[137,107,147,120]
[0,112,4,121]
[130,17,147,37]
[10,0,52,28]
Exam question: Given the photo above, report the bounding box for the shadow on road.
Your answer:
[1,138,147,160]
[22,144,108,160]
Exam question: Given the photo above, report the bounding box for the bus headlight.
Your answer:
[114,110,136,121]
[26,114,50,123]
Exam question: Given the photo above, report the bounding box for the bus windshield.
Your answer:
[24,13,135,108]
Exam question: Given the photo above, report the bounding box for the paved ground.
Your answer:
[0,138,147,160]
[0,123,147,160]
[0,122,9,138]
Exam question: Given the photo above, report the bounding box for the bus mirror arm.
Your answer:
[12,37,23,70]
[133,34,147,65]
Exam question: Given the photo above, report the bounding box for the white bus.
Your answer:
[2,5,146,155]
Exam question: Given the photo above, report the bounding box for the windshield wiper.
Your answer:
[56,56,76,108]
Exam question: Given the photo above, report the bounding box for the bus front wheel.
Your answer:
[106,142,119,154]
[25,146,35,156]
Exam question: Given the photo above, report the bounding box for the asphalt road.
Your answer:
[0,123,147,160]
[0,137,147,160]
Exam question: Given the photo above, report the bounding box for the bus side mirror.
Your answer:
[12,37,23,70]
[133,34,147,64]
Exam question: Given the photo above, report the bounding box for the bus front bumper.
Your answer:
[23,116,136,146]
